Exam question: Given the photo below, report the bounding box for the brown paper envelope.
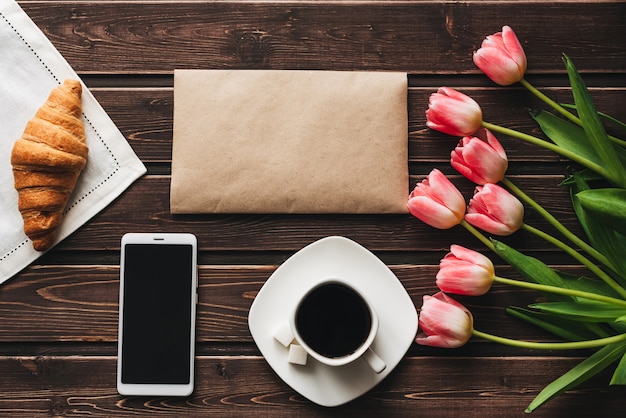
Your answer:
[170,70,408,214]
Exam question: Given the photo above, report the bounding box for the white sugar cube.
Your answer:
[287,344,308,365]
[273,324,294,347]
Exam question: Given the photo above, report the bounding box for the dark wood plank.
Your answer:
[20,1,626,74]
[0,265,595,343]
[41,174,584,254]
[3,2,625,416]
[88,87,626,165]
[409,87,626,166]
[0,355,624,417]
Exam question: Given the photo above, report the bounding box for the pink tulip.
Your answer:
[425,87,483,137]
[473,26,527,86]
[465,183,524,236]
[451,128,508,185]
[407,169,466,229]
[416,292,473,348]
[437,245,495,296]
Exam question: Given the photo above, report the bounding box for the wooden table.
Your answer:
[2,1,626,416]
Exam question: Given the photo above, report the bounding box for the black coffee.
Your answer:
[295,283,372,358]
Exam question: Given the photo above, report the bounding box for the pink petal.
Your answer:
[436,271,492,296]
[431,291,472,314]
[427,169,467,217]
[481,32,505,50]
[474,48,522,85]
[464,212,516,236]
[449,244,493,271]
[501,26,527,72]
[450,158,483,184]
[407,196,461,229]
[415,333,466,349]
[477,184,524,229]
[482,129,507,160]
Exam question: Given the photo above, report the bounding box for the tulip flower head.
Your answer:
[437,245,495,296]
[407,169,466,229]
[425,87,483,137]
[451,128,508,185]
[416,292,474,348]
[465,183,524,236]
[473,25,527,86]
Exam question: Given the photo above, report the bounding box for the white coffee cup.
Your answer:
[288,278,386,373]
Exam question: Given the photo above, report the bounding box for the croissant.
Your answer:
[11,79,88,251]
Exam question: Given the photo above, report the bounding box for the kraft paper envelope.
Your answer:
[170,70,408,214]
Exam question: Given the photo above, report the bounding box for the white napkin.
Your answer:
[0,0,146,284]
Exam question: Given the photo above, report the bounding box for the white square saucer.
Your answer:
[248,236,417,407]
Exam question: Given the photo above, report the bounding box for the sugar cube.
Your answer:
[287,344,308,365]
[273,324,294,347]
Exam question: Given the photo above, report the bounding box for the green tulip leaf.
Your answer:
[598,111,626,132]
[532,109,602,165]
[507,306,602,341]
[561,169,604,185]
[529,301,626,323]
[610,353,626,385]
[576,188,626,236]
[610,322,626,334]
[569,174,626,283]
[493,240,572,301]
[569,174,593,238]
[562,103,626,133]
[526,341,626,412]
[533,110,626,171]
[556,271,621,299]
[564,55,626,187]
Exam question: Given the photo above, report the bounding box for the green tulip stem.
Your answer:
[493,276,626,308]
[501,177,616,272]
[519,78,579,124]
[471,329,626,350]
[460,219,495,251]
[522,223,626,300]
[481,121,613,182]
[519,78,626,148]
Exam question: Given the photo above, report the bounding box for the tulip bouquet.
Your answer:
[410,26,626,412]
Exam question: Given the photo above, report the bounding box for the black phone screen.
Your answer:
[120,243,194,384]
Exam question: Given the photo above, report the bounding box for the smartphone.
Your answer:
[117,233,198,396]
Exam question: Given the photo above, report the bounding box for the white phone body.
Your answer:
[117,233,198,396]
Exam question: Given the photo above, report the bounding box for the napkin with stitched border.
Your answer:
[0,0,146,284]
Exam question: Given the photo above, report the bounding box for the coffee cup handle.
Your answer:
[363,348,386,374]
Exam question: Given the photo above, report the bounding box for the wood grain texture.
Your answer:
[88,86,626,165]
[42,175,583,254]
[0,355,624,417]
[3,1,626,416]
[20,2,626,74]
[0,264,604,344]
